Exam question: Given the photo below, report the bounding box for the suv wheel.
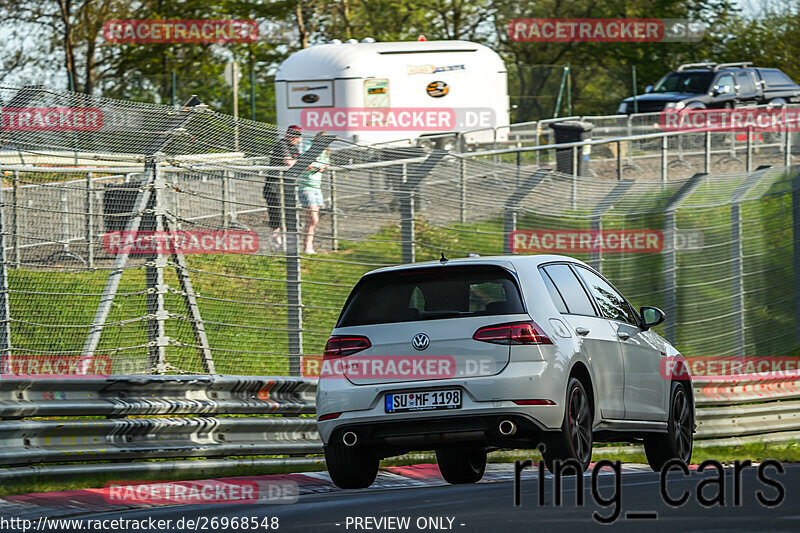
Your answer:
[644,382,693,471]
[435,447,487,484]
[324,443,379,489]
[542,377,593,474]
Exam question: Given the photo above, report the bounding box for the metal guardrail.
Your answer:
[0,373,798,480]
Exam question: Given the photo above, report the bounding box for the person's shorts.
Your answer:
[299,188,324,209]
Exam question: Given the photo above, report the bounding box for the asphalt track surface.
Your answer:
[43,463,800,533]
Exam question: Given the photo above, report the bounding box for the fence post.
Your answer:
[661,135,668,184]
[11,172,19,269]
[400,163,415,263]
[746,127,753,173]
[86,172,94,269]
[705,130,711,174]
[503,208,516,255]
[146,163,169,373]
[793,173,800,344]
[283,134,336,375]
[571,146,578,210]
[221,171,229,230]
[279,170,287,252]
[616,141,622,181]
[330,169,338,252]
[663,173,706,344]
[456,158,466,224]
[730,166,770,357]
[589,180,635,273]
[0,183,12,357]
[786,127,792,168]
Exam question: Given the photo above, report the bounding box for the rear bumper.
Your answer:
[325,411,552,459]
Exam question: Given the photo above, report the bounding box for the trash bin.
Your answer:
[549,121,594,176]
[103,179,156,233]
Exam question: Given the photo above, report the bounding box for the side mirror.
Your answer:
[645,85,653,93]
[640,306,665,330]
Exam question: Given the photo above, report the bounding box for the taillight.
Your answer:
[473,321,552,345]
[319,412,342,421]
[323,335,371,359]
[512,399,555,406]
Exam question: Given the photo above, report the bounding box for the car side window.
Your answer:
[715,74,735,95]
[541,265,596,316]
[574,266,637,324]
[541,270,568,314]
[736,72,756,95]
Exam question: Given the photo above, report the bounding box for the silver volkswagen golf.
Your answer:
[316,254,695,489]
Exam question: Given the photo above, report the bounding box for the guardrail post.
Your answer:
[401,163,415,263]
[663,173,706,344]
[0,182,12,357]
[330,169,338,251]
[86,172,94,269]
[459,159,467,224]
[11,172,19,269]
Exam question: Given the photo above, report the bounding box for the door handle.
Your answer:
[617,331,630,341]
[575,327,590,336]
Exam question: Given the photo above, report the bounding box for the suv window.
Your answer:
[760,68,794,87]
[541,264,595,316]
[574,266,637,324]
[653,71,714,94]
[338,265,524,327]
[736,71,757,95]
[715,74,735,95]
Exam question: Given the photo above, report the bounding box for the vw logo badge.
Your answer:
[412,333,430,351]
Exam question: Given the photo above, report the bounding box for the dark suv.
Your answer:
[618,62,800,114]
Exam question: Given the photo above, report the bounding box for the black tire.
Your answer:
[542,377,593,474]
[435,447,487,484]
[644,382,693,472]
[324,443,379,489]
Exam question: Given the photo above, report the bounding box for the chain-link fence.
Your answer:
[1,86,798,376]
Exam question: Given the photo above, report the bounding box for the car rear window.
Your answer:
[760,68,795,87]
[337,265,525,327]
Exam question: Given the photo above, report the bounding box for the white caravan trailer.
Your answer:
[275,39,509,149]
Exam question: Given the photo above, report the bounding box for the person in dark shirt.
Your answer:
[264,125,302,247]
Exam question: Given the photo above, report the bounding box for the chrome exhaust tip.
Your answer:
[498,420,517,436]
[342,431,358,447]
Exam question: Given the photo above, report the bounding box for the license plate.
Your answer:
[385,389,461,413]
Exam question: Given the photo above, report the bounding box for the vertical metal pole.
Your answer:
[616,141,622,181]
[503,207,517,255]
[661,135,668,184]
[401,163,415,264]
[330,169,338,251]
[793,174,800,344]
[571,146,577,210]
[146,164,168,373]
[516,150,522,187]
[566,63,572,116]
[746,127,753,172]
[786,126,792,168]
[285,166,302,375]
[171,71,176,108]
[460,159,467,223]
[632,66,639,114]
[731,201,745,357]
[0,184,12,357]
[221,171,229,230]
[705,130,711,174]
[250,65,256,121]
[86,172,94,269]
[11,172,19,269]
[664,209,677,343]
[279,170,287,246]
[60,183,70,252]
